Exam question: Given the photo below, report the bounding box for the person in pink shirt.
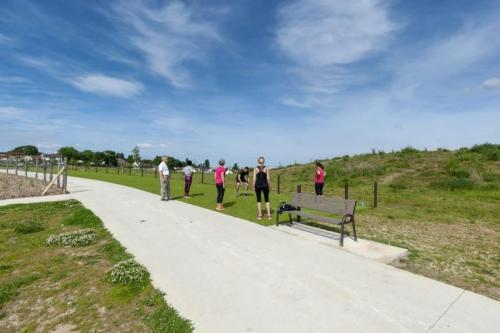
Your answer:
[314,162,326,196]
[215,159,226,210]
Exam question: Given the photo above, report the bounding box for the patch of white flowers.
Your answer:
[47,229,96,247]
[107,259,149,285]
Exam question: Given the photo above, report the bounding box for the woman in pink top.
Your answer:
[215,159,226,210]
[314,162,325,196]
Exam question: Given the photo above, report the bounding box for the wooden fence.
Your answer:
[0,157,68,194]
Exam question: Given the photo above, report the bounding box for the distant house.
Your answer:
[117,158,127,166]
[132,161,141,168]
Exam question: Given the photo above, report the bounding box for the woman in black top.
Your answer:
[252,156,271,220]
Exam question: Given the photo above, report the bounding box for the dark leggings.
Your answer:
[184,176,192,195]
[315,183,324,195]
[255,187,270,203]
[216,184,225,204]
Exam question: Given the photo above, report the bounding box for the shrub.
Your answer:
[107,259,149,286]
[14,219,44,234]
[448,169,470,178]
[432,178,475,191]
[399,146,419,154]
[47,229,96,247]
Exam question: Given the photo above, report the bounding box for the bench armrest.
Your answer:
[341,213,354,224]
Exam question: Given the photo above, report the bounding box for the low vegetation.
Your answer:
[0,200,192,332]
[68,144,500,300]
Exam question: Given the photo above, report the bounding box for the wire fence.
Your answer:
[0,157,68,194]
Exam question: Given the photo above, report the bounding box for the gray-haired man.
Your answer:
[158,156,170,201]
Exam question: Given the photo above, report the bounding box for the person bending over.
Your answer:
[253,156,271,220]
[236,166,249,196]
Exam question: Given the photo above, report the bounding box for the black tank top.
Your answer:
[255,165,268,189]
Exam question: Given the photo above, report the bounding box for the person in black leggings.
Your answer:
[252,156,271,220]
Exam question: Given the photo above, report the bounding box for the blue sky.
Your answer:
[1,0,499,167]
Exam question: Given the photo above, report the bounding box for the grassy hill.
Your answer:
[273,144,500,299]
[62,143,499,300]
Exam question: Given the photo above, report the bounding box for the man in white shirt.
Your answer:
[158,156,170,201]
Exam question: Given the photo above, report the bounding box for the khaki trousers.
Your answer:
[160,177,170,200]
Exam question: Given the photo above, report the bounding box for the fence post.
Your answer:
[6,159,9,174]
[63,158,68,193]
[35,159,38,179]
[141,167,144,177]
[43,160,47,183]
[106,166,109,173]
[24,158,28,177]
[201,168,204,184]
[95,166,98,173]
[344,182,348,200]
[129,167,131,176]
[117,166,119,174]
[57,159,61,188]
[296,184,302,222]
[373,181,378,208]
[50,158,54,182]
[277,174,281,194]
[15,157,18,175]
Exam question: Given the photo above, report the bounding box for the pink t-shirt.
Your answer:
[315,168,325,184]
[215,166,225,185]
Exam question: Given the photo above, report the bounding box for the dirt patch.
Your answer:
[0,173,62,199]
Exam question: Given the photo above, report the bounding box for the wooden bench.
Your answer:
[276,192,357,246]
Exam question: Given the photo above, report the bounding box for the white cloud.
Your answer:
[136,143,153,148]
[276,0,395,66]
[481,77,500,89]
[0,106,25,119]
[281,98,312,108]
[111,1,222,88]
[71,74,142,97]
[0,33,13,45]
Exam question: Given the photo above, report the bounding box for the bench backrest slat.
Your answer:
[291,192,356,215]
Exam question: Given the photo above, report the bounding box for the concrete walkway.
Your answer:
[1,175,499,332]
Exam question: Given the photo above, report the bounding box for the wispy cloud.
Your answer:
[70,74,142,97]
[136,143,153,148]
[276,0,395,66]
[480,77,500,90]
[0,33,14,45]
[110,1,222,88]
[275,0,396,107]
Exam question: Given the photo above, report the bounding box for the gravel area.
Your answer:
[0,173,62,199]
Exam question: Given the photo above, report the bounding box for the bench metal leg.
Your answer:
[288,213,293,226]
[340,222,345,247]
[352,217,357,241]
[276,211,280,226]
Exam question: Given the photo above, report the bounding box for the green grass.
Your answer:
[0,200,192,332]
[66,145,500,300]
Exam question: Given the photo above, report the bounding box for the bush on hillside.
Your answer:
[469,143,500,161]
[399,146,419,154]
[431,178,475,191]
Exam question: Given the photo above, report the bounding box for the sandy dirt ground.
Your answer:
[0,173,62,199]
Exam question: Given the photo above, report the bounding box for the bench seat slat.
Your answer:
[291,192,356,215]
[293,211,342,225]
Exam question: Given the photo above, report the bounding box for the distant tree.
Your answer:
[131,146,141,162]
[58,146,79,161]
[126,155,134,164]
[204,159,210,169]
[103,150,118,166]
[116,152,125,160]
[80,150,94,163]
[93,151,105,165]
[152,155,162,166]
[13,145,39,155]
[232,162,239,171]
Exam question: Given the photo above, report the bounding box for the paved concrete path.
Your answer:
[1,175,499,332]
